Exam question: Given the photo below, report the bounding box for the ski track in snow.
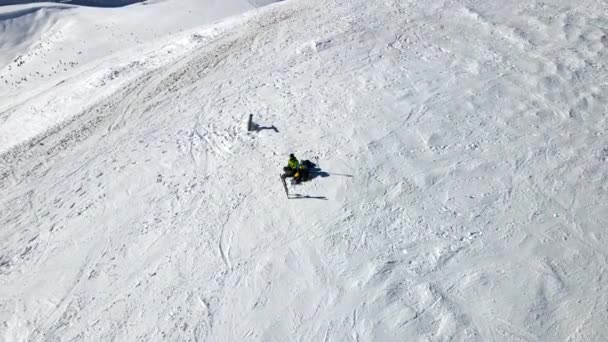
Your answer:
[2,0,608,340]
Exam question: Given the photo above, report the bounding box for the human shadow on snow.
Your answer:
[306,165,330,181]
[283,159,354,200]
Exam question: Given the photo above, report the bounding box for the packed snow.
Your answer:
[1,0,608,341]
[0,0,269,155]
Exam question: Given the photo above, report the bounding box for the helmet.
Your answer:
[289,153,295,159]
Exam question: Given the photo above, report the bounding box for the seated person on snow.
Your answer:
[283,154,299,177]
[283,154,310,182]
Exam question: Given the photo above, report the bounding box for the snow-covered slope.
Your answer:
[2,0,608,340]
[0,0,270,155]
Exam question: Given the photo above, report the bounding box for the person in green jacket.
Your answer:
[286,154,310,182]
[283,154,299,177]
[288,154,299,171]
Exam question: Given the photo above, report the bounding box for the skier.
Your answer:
[281,153,315,186]
[283,154,300,177]
[288,154,313,183]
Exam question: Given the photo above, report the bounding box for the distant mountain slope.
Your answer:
[0,0,279,7]
[0,0,143,7]
[0,0,279,155]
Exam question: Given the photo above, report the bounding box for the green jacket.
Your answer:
[288,157,299,170]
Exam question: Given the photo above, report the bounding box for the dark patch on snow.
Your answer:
[0,0,145,8]
[0,255,10,273]
[600,147,608,162]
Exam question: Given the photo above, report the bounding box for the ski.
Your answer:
[280,174,289,198]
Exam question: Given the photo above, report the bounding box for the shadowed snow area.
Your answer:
[1,0,608,340]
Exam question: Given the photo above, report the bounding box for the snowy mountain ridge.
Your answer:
[0,0,277,7]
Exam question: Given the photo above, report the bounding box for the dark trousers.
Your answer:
[283,167,296,177]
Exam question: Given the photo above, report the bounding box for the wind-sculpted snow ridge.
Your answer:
[0,6,67,66]
[1,0,608,340]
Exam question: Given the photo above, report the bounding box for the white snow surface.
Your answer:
[0,0,268,154]
[1,0,608,340]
